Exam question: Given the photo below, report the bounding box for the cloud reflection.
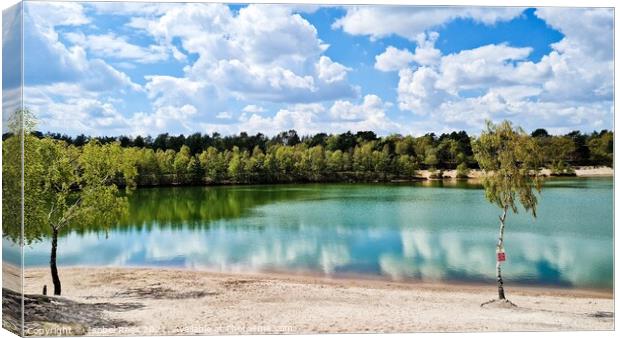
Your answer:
[20,181,613,289]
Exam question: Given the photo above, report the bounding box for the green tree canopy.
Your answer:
[473,120,544,216]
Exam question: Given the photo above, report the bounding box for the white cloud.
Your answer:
[201,94,399,136]
[210,59,317,97]
[533,8,613,102]
[130,105,199,136]
[410,32,442,66]
[391,7,613,133]
[144,75,214,110]
[26,2,90,28]
[21,2,145,136]
[333,6,524,41]
[64,32,170,64]
[435,44,534,94]
[21,4,613,137]
[24,84,130,136]
[330,94,391,121]
[132,4,358,106]
[375,32,441,72]
[202,104,322,136]
[242,105,266,114]
[87,2,176,16]
[535,8,613,61]
[316,56,351,83]
[397,67,449,115]
[375,47,415,72]
[23,3,141,92]
[27,80,204,136]
[216,111,233,119]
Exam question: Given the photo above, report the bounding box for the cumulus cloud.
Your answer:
[20,4,613,137]
[202,103,323,136]
[64,32,170,64]
[242,105,266,114]
[20,2,155,136]
[317,56,351,83]
[385,8,613,133]
[26,1,90,27]
[535,7,613,61]
[24,84,130,136]
[23,2,141,104]
[333,6,524,40]
[200,94,399,136]
[130,105,199,136]
[375,32,441,72]
[375,47,415,72]
[216,111,233,119]
[133,4,357,106]
[534,8,613,102]
[330,94,392,122]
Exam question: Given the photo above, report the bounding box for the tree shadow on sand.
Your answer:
[2,288,143,336]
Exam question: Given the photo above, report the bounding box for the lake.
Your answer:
[6,177,613,289]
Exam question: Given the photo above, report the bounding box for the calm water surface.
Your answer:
[8,178,613,289]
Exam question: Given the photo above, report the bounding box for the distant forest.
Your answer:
[3,128,613,186]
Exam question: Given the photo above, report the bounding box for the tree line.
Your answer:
[2,128,613,187]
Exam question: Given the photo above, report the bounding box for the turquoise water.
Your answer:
[8,177,613,289]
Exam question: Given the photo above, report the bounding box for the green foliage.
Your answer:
[587,130,613,167]
[3,122,614,212]
[2,131,138,244]
[15,127,614,179]
[455,162,470,179]
[2,127,24,243]
[534,134,576,175]
[473,120,544,217]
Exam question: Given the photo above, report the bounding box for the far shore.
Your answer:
[432,166,613,180]
[116,166,613,189]
[4,264,613,335]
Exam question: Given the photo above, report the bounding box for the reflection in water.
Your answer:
[16,178,613,289]
[117,186,318,231]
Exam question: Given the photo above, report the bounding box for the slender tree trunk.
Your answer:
[50,227,62,296]
[496,206,508,300]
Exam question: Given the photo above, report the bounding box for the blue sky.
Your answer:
[7,2,613,136]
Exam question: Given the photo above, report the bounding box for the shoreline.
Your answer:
[14,264,615,298]
[5,264,614,335]
[431,166,614,179]
[122,166,613,189]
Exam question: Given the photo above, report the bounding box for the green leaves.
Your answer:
[473,120,544,217]
[3,135,138,244]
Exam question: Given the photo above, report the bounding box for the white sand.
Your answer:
[14,266,614,335]
[573,166,614,177]
[432,166,612,179]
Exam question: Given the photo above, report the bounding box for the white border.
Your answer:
[0,1,617,338]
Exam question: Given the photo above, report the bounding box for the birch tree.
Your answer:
[2,110,138,296]
[472,120,544,304]
[37,140,137,295]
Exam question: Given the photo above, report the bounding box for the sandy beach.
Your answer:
[4,265,613,335]
[573,166,615,177]
[432,166,613,179]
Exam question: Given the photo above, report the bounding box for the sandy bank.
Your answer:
[426,166,613,179]
[573,166,614,177]
[8,266,614,335]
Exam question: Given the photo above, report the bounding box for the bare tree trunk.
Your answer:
[50,227,62,296]
[496,205,508,300]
